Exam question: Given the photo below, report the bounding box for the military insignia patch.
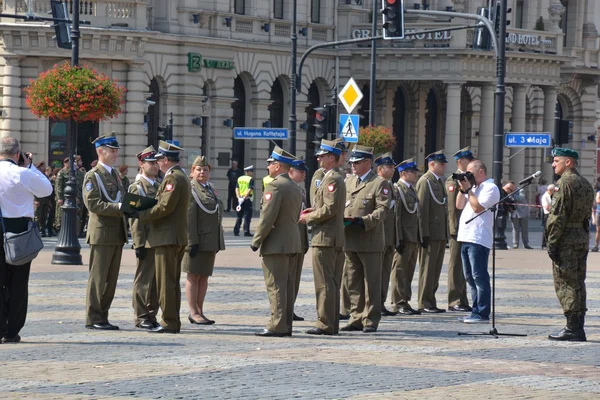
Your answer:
[315,180,321,188]
[265,192,272,201]
[85,182,93,192]
[383,188,389,195]
[165,183,174,192]
[448,185,455,192]
[328,184,335,192]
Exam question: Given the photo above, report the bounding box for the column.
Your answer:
[583,0,598,48]
[1,56,22,140]
[124,61,147,169]
[478,84,495,171]
[542,86,557,182]
[509,85,528,183]
[444,82,463,155]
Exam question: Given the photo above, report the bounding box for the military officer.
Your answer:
[299,140,346,335]
[140,140,191,334]
[445,147,473,313]
[251,146,302,337]
[34,164,53,237]
[547,148,594,342]
[310,138,348,207]
[374,153,399,316]
[390,158,422,315]
[83,133,128,330]
[129,146,160,329]
[416,150,449,313]
[341,145,390,333]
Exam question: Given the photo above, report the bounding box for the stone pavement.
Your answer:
[1,217,599,399]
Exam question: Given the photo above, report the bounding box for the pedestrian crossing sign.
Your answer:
[338,114,360,143]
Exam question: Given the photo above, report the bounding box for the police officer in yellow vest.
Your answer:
[140,140,191,334]
[129,146,160,329]
[83,133,128,330]
[234,166,254,236]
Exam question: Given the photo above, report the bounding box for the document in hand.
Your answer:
[121,192,158,213]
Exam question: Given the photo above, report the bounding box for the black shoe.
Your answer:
[41,232,47,237]
[136,320,155,329]
[188,314,215,325]
[340,324,362,332]
[147,325,178,334]
[339,314,350,320]
[448,305,472,312]
[105,322,120,330]
[244,232,253,237]
[254,329,288,337]
[548,315,586,342]
[363,326,377,333]
[2,335,21,343]
[381,306,398,316]
[234,232,239,237]
[398,306,421,315]
[293,313,304,321]
[225,209,231,213]
[85,323,119,331]
[524,245,533,249]
[306,327,333,336]
[420,307,446,314]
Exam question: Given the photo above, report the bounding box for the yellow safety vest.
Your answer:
[262,176,274,191]
[238,175,252,197]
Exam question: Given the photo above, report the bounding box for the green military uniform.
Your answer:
[252,147,302,336]
[342,145,390,331]
[546,148,594,342]
[34,175,53,236]
[129,146,160,328]
[304,140,347,335]
[310,167,325,208]
[416,150,449,312]
[53,166,68,231]
[390,159,422,314]
[141,140,191,333]
[83,136,128,328]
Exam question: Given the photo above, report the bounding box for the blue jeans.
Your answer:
[461,242,491,320]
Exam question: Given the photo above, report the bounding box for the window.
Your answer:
[311,0,320,23]
[515,0,524,29]
[274,0,283,19]
[234,0,245,15]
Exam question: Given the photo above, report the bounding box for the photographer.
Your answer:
[455,160,500,324]
[0,136,53,343]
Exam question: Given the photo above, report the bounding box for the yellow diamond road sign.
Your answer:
[339,77,363,114]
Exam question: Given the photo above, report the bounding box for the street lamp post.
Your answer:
[52,0,82,265]
[289,0,298,155]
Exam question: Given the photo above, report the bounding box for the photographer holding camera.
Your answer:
[455,160,500,324]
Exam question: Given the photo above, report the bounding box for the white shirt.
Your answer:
[0,159,53,218]
[457,178,500,249]
[98,161,113,174]
[141,175,155,186]
[399,178,411,188]
[541,191,552,215]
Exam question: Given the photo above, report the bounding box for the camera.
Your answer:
[18,151,28,166]
[452,171,476,186]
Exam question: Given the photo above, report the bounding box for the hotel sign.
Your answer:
[351,28,452,41]
[188,53,235,73]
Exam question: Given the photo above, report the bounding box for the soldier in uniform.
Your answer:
[310,138,348,207]
[416,150,449,313]
[34,163,53,237]
[129,146,160,329]
[300,140,346,335]
[251,146,302,337]
[445,147,473,312]
[546,147,594,342]
[83,133,128,330]
[341,145,390,333]
[140,140,191,334]
[390,158,422,315]
[53,157,70,232]
[374,153,399,316]
[234,166,254,236]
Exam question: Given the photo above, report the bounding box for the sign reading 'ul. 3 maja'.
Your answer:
[188,53,235,72]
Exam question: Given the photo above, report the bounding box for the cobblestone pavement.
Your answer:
[2,218,599,399]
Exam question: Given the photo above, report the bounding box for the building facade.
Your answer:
[0,0,598,207]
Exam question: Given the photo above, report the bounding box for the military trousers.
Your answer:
[291,252,305,303]
[86,245,123,325]
[390,241,419,310]
[344,251,382,329]
[261,254,298,334]
[34,201,50,234]
[132,248,159,325]
[552,243,588,316]
[312,246,344,334]
[154,245,185,331]
[340,263,351,316]
[448,235,469,308]
[381,245,395,307]
[417,239,446,310]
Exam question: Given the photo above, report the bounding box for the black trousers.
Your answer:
[234,200,253,234]
[0,217,32,338]
[227,185,238,211]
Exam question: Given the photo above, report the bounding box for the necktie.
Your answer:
[356,178,361,188]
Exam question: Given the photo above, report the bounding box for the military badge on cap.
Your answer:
[92,132,120,149]
[453,146,475,161]
[551,147,579,160]
[425,149,448,164]
[396,157,420,173]
[266,145,296,165]
[348,145,374,163]
[374,152,395,167]
[332,138,349,153]
[192,155,211,168]
[136,146,158,162]
[315,139,343,156]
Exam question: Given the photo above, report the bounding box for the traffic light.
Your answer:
[473,6,492,50]
[381,0,405,40]
[493,2,512,37]
[313,106,329,140]
[50,0,72,49]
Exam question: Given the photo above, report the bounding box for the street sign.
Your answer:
[338,78,363,114]
[233,127,289,140]
[505,132,552,148]
[339,114,360,143]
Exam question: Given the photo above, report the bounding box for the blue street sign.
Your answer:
[505,132,552,148]
[338,114,360,143]
[233,127,289,140]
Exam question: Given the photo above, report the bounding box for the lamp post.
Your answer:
[369,0,377,126]
[52,0,82,265]
[289,0,298,155]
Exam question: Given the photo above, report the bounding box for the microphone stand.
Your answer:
[457,181,532,338]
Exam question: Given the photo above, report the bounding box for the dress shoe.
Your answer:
[105,322,120,330]
[362,326,377,333]
[340,324,362,332]
[188,314,215,325]
[524,245,533,249]
[234,232,239,237]
[398,307,421,315]
[254,329,288,337]
[512,245,519,249]
[136,320,155,329]
[420,307,446,314]
[244,232,253,237]
[381,306,398,316]
[85,323,119,331]
[339,314,350,320]
[147,325,178,334]
[448,305,472,312]
[306,327,333,336]
[293,313,305,321]
[2,335,21,343]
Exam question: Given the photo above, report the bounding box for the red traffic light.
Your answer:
[387,0,397,3]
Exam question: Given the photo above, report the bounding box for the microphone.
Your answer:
[518,171,542,186]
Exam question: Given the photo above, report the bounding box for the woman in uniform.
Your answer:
[183,156,225,325]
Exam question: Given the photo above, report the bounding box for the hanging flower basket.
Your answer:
[358,125,397,155]
[24,63,127,123]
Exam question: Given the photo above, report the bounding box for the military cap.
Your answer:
[192,155,211,169]
[244,165,254,171]
[63,155,81,163]
[315,139,343,156]
[291,159,309,172]
[156,140,184,158]
[332,137,349,153]
[551,147,579,160]
[92,132,120,149]
[266,145,296,165]
[453,146,475,160]
[374,152,395,167]
[426,149,448,164]
[348,145,374,163]
[136,146,158,162]
[396,157,420,173]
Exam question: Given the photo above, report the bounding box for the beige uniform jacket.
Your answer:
[343,170,390,252]
[310,168,325,208]
[395,181,421,244]
[82,164,128,245]
[187,180,225,252]
[129,178,158,249]
[298,186,310,254]
[252,173,302,256]
[383,181,399,247]
[445,171,462,236]
[305,168,346,248]
[416,171,448,241]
